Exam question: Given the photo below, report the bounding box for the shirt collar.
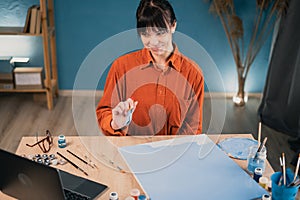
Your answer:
[141,44,182,72]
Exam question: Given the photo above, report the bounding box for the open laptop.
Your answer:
[0,149,108,200]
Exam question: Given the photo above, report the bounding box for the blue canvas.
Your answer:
[119,135,268,200]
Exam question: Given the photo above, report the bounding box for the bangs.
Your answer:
[137,7,170,35]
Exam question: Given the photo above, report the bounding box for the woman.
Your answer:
[96,0,204,136]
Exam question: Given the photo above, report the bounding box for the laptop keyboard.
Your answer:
[64,188,90,200]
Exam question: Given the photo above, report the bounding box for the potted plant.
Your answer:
[205,0,289,106]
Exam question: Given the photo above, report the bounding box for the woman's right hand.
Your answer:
[111,98,138,130]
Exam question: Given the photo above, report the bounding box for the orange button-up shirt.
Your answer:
[96,45,204,136]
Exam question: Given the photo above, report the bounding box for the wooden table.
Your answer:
[1,134,274,200]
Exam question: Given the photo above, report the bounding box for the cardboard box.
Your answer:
[14,67,43,89]
[0,80,14,90]
[0,73,13,81]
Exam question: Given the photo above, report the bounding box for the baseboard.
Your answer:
[59,90,103,97]
[204,92,262,99]
[58,90,262,99]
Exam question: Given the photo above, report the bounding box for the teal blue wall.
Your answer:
[0,0,272,92]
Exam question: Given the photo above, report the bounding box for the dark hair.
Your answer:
[136,0,177,35]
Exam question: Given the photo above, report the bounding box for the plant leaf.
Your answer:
[256,0,272,10]
[275,0,289,16]
[229,15,243,39]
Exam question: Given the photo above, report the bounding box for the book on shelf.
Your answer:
[23,5,41,34]
[23,5,34,33]
[35,7,42,34]
[29,5,39,34]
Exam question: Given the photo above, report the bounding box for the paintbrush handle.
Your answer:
[57,152,88,176]
[257,137,268,153]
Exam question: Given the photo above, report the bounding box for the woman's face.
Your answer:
[140,23,176,59]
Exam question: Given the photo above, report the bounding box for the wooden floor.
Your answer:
[0,93,297,172]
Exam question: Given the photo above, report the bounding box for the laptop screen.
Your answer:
[0,149,108,200]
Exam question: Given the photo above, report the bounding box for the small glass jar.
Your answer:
[247,145,267,174]
[109,192,119,200]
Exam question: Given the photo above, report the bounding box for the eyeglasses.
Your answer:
[26,130,53,153]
